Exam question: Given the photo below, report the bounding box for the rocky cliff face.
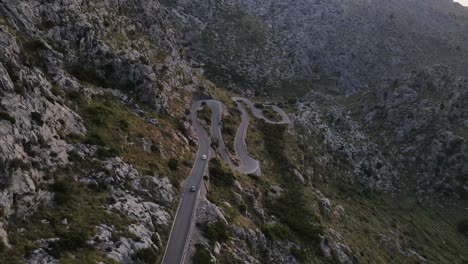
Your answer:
[354,65,468,202]
[293,64,468,203]
[1,0,198,113]
[0,0,200,262]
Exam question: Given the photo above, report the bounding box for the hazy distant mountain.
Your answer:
[166,0,468,95]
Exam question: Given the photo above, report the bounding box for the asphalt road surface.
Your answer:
[162,97,289,264]
[161,101,210,264]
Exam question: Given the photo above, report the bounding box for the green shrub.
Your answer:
[0,111,15,124]
[87,179,108,193]
[0,240,5,253]
[168,158,179,171]
[254,103,264,109]
[67,150,83,162]
[290,246,308,263]
[193,244,212,264]
[22,39,48,69]
[8,158,30,171]
[458,219,468,235]
[49,228,89,257]
[119,119,130,130]
[131,247,158,264]
[96,147,120,159]
[258,122,290,174]
[198,106,212,124]
[150,144,159,153]
[23,39,48,52]
[209,158,235,187]
[261,223,292,241]
[176,120,188,137]
[4,61,19,83]
[67,65,104,87]
[51,85,66,97]
[288,98,297,105]
[50,178,75,206]
[266,190,323,243]
[14,85,26,96]
[65,132,85,144]
[31,112,44,126]
[84,105,112,126]
[84,133,105,146]
[223,126,235,136]
[238,203,247,214]
[66,90,81,102]
[204,221,229,243]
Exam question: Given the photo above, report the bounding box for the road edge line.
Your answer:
[161,102,203,264]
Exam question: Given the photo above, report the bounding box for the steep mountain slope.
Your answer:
[0,1,201,262]
[347,65,468,203]
[164,0,468,95]
[293,64,468,203]
[163,0,468,203]
[0,0,467,264]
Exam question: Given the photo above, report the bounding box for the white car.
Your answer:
[190,185,196,192]
[202,155,207,160]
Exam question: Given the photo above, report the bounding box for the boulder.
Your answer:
[319,198,332,217]
[214,242,221,255]
[332,205,346,221]
[293,169,305,184]
[231,226,247,240]
[268,186,283,199]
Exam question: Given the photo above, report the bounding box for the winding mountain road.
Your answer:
[161,97,289,264]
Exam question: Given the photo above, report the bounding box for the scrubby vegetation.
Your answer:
[290,246,309,263]
[261,223,292,241]
[204,103,326,262]
[131,247,159,264]
[0,89,199,263]
[315,177,468,263]
[193,244,212,264]
[167,158,179,171]
[197,104,212,125]
[266,189,323,243]
[0,111,16,124]
[8,158,30,171]
[66,60,137,91]
[206,158,239,219]
[30,112,44,126]
[204,221,229,244]
[220,108,241,157]
[209,158,235,187]
[261,106,282,122]
[257,121,291,175]
[66,93,193,183]
[458,219,468,235]
[0,167,130,263]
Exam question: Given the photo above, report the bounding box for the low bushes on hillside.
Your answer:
[193,244,212,264]
[204,221,229,244]
[168,158,179,171]
[458,219,468,236]
[266,189,323,243]
[131,247,158,264]
[0,111,15,124]
[209,158,235,187]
